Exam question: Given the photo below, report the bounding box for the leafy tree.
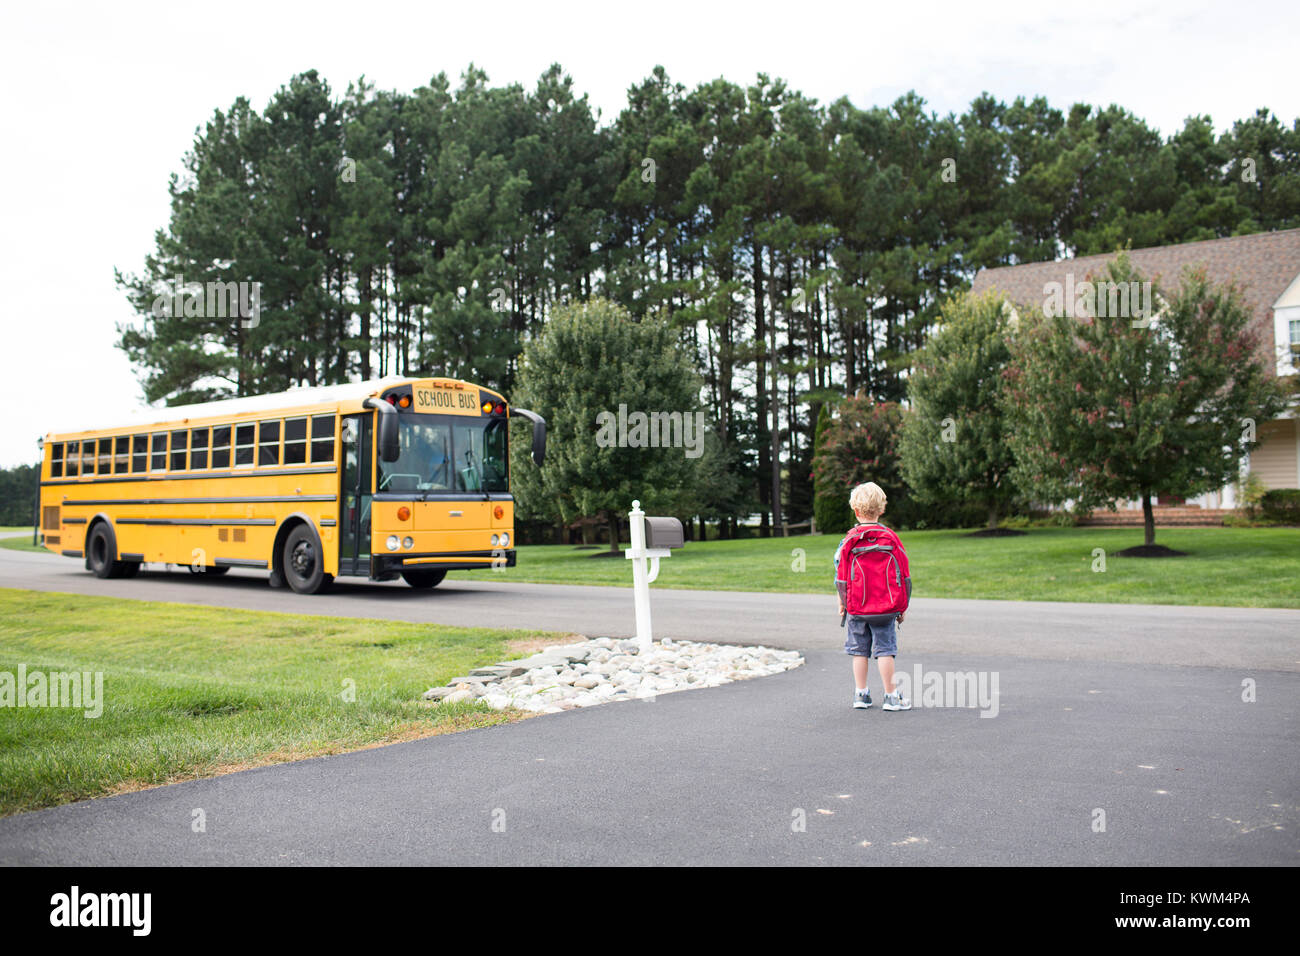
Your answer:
[899,290,1020,529]
[1003,253,1288,548]
[812,402,854,533]
[509,298,705,551]
[0,464,39,526]
[811,396,916,528]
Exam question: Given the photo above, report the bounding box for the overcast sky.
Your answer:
[2,0,1296,467]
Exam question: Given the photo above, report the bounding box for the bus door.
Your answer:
[339,413,373,576]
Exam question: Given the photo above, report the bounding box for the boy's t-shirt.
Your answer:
[835,522,911,618]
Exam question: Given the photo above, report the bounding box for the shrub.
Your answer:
[1260,488,1300,524]
[1235,471,1267,518]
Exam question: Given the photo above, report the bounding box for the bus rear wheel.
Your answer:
[87,523,124,579]
[282,525,333,594]
[401,569,446,589]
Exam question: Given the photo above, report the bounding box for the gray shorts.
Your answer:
[844,616,898,658]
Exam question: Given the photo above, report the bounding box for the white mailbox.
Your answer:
[625,500,683,651]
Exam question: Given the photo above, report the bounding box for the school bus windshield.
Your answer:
[377,414,508,495]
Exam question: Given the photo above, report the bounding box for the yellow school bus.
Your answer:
[36,377,547,593]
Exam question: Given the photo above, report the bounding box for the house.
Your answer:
[970,229,1300,513]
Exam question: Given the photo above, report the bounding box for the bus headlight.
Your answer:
[490,534,499,547]
[386,535,400,551]
[500,533,509,547]
[402,536,414,550]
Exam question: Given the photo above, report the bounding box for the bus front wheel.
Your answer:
[282,525,333,594]
[401,569,446,589]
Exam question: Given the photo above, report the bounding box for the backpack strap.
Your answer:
[850,543,894,554]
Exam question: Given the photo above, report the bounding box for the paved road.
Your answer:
[1,547,1297,865]
[1,649,1295,865]
[2,547,1298,669]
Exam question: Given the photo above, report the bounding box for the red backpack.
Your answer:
[835,524,910,619]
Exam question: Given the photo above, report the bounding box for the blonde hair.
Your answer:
[849,482,887,519]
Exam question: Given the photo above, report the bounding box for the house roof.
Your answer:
[970,228,1300,338]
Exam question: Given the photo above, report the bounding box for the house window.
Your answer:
[1290,318,1300,355]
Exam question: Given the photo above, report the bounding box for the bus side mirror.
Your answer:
[511,408,547,467]
[365,398,401,462]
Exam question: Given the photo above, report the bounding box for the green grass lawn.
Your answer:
[0,534,45,553]
[455,526,1300,608]
[0,589,566,816]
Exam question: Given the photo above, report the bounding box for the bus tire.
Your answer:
[401,569,446,589]
[86,522,123,579]
[282,524,333,594]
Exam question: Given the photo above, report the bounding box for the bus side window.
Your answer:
[234,424,256,466]
[65,441,79,478]
[311,415,334,463]
[82,440,97,476]
[170,430,188,471]
[211,426,231,468]
[151,433,167,472]
[258,420,281,466]
[114,436,129,474]
[284,418,307,464]
[97,439,112,475]
[50,442,64,478]
[191,427,210,470]
[132,434,147,473]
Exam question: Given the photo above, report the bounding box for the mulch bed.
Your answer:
[1114,544,1189,558]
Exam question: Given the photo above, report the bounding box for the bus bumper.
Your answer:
[370,549,516,578]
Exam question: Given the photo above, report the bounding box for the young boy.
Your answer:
[835,482,912,712]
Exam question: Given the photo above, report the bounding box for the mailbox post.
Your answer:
[625,500,684,652]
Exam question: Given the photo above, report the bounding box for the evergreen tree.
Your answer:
[899,291,1020,529]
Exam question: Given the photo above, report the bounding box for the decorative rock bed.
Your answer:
[423,636,803,714]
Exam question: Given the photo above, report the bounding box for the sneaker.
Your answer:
[882,690,912,711]
[853,689,872,710]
